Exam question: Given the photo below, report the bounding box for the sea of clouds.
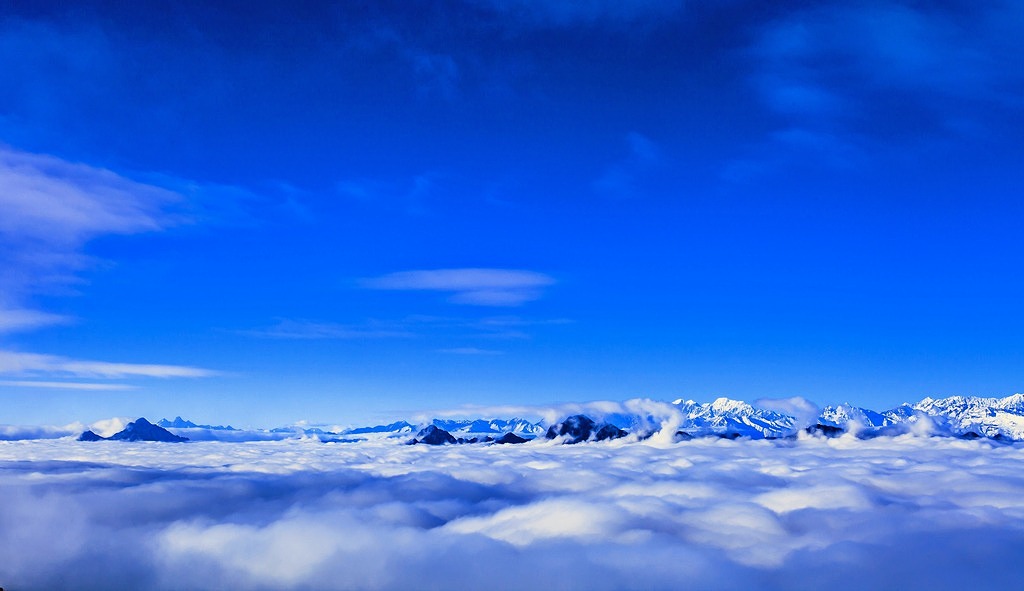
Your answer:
[3,435,1024,590]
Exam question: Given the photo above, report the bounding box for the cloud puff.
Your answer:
[756,396,820,429]
[362,268,556,306]
[3,436,1024,590]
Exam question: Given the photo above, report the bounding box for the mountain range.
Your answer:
[67,393,1024,444]
[671,394,1024,441]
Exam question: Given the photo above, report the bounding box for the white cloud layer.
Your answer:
[2,436,1023,590]
[362,268,556,306]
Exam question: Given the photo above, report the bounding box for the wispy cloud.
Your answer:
[0,350,217,379]
[438,347,503,355]
[593,132,663,199]
[0,380,137,391]
[0,144,179,248]
[472,0,687,28]
[716,1,1024,187]
[0,145,184,328]
[239,319,413,340]
[737,0,1024,176]
[337,172,446,216]
[362,268,556,306]
[0,146,230,386]
[0,307,73,334]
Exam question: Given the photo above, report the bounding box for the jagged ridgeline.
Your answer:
[75,394,1024,444]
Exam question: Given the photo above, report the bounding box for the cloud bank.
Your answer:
[2,436,1024,590]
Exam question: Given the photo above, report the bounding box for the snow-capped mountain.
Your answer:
[669,394,1024,441]
[344,421,415,435]
[157,416,237,431]
[812,395,1024,440]
[909,394,1024,439]
[673,397,798,438]
[429,418,544,437]
[818,404,891,430]
[59,394,1024,446]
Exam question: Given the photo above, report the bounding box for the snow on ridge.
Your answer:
[673,397,798,439]
[7,394,1024,443]
[909,393,1024,439]
[429,417,545,436]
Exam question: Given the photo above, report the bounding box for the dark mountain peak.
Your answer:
[77,430,106,442]
[495,432,528,444]
[594,423,628,441]
[545,414,627,444]
[157,416,198,429]
[408,424,457,445]
[108,417,189,442]
[805,423,845,438]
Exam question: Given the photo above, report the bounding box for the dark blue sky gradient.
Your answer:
[1,0,1022,425]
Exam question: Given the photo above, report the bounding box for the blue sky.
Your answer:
[1,0,1022,426]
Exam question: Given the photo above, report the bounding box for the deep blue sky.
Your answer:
[1,0,1022,426]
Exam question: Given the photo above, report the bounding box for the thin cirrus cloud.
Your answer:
[472,0,687,27]
[0,307,73,334]
[593,131,663,199]
[362,268,555,306]
[0,350,218,379]
[239,319,413,340]
[437,347,503,355]
[0,380,137,391]
[0,144,183,325]
[0,144,177,249]
[747,2,1024,146]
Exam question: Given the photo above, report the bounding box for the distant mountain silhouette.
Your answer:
[156,416,236,430]
[408,424,457,445]
[494,432,529,444]
[79,418,189,442]
[545,415,627,444]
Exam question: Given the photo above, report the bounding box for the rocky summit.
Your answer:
[110,418,189,442]
[545,415,627,444]
[408,424,458,445]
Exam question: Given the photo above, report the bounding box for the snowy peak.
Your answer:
[670,394,1024,441]
[909,394,1024,439]
[345,421,415,435]
[157,416,237,431]
[430,417,544,436]
[673,398,797,439]
[818,404,890,429]
[80,417,189,442]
